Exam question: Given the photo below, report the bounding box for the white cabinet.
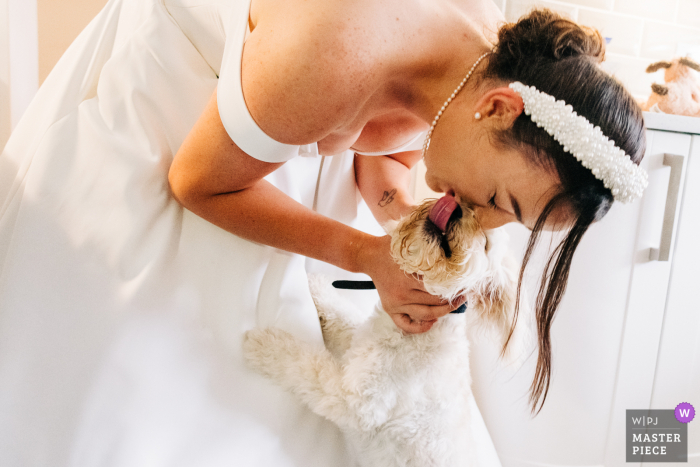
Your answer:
[463,113,700,466]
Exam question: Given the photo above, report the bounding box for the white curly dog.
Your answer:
[243,197,532,466]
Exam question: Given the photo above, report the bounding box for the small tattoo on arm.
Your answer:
[378,189,397,207]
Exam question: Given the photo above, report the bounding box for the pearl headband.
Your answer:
[509,81,648,204]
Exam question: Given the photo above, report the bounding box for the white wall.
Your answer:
[37,0,107,84]
[0,1,11,151]
[0,0,38,151]
[0,0,107,151]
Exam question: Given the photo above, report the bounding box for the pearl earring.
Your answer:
[474,112,481,120]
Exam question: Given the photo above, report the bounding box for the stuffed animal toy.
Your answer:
[243,196,532,467]
[642,56,700,117]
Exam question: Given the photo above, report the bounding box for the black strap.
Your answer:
[332,280,377,290]
[331,280,467,314]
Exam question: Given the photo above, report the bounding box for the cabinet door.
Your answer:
[466,129,691,467]
[604,130,691,467]
[647,133,700,463]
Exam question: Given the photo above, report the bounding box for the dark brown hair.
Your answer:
[482,9,646,415]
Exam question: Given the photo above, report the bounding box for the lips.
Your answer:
[428,194,459,233]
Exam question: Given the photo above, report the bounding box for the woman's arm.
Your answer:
[354,150,423,227]
[170,90,360,271]
[169,91,459,333]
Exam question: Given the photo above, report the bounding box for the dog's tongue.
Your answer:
[429,195,459,233]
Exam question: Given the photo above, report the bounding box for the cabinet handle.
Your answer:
[649,153,685,262]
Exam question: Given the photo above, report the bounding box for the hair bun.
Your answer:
[495,9,604,65]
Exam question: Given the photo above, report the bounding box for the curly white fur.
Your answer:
[243,199,533,466]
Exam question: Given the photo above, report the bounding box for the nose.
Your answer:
[471,206,513,230]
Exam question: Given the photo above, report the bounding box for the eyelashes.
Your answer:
[487,193,498,210]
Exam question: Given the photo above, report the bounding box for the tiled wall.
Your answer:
[494,0,700,100]
[414,0,700,202]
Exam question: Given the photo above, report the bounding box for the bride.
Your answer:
[0,0,646,465]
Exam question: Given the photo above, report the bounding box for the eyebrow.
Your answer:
[509,196,534,232]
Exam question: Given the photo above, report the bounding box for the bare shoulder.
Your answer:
[240,0,504,145]
[241,0,410,145]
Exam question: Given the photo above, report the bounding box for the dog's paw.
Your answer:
[242,328,295,374]
[242,329,268,370]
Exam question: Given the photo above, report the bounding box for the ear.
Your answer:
[652,83,669,96]
[679,56,700,72]
[646,60,672,73]
[473,87,525,131]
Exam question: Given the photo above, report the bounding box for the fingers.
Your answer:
[450,294,468,310]
[391,313,437,334]
[411,290,468,308]
[408,295,468,321]
[365,236,470,334]
[407,289,450,306]
[402,275,464,307]
[389,294,468,335]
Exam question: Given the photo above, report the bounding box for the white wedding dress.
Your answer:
[0,0,502,465]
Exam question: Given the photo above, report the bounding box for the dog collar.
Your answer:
[332,280,466,314]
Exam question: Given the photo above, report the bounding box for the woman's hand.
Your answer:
[354,152,465,333]
[357,235,466,334]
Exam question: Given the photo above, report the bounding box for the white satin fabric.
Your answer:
[0,0,501,465]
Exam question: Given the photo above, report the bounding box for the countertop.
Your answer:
[643,111,700,134]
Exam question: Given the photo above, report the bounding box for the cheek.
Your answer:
[422,158,443,191]
[423,172,442,193]
[471,207,512,230]
[452,176,484,206]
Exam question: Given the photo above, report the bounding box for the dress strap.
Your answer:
[217,0,300,163]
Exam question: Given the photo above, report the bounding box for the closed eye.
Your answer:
[487,193,497,209]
